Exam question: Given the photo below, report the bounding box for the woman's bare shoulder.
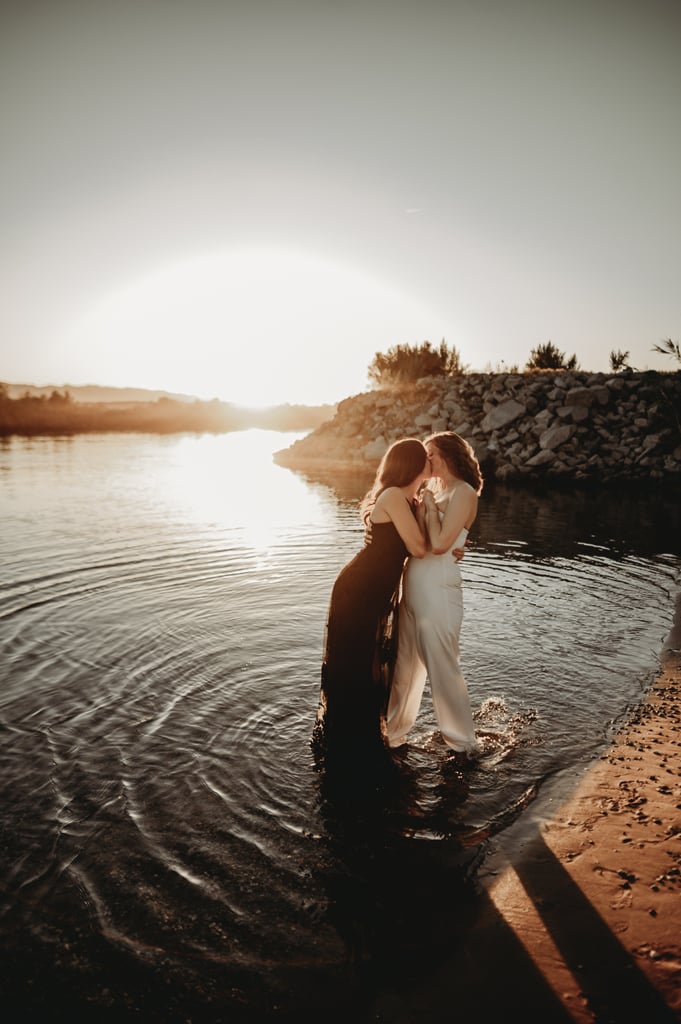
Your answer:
[455,481,478,504]
[443,481,476,504]
[371,486,405,522]
[376,486,407,506]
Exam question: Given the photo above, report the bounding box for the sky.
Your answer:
[2,0,680,408]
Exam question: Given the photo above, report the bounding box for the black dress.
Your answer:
[313,518,409,769]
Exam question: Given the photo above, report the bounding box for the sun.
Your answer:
[58,245,448,407]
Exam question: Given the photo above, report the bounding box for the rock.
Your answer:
[539,424,576,450]
[526,449,556,466]
[481,399,526,432]
[556,405,589,423]
[273,369,681,485]
[566,387,596,406]
[592,385,611,405]
[443,401,466,422]
[362,436,388,460]
[496,462,520,481]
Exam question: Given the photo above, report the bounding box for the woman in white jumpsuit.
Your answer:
[386,431,483,755]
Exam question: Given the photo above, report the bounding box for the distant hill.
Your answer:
[0,381,336,435]
[5,383,200,403]
[4,382,334,415]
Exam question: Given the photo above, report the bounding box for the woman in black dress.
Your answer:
[313,438,430,775]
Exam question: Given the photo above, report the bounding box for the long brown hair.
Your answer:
[426,431,484,495]
[360,437,428,523]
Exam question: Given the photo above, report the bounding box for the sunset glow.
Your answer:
[2,1,679,406]
[57,246,446,407]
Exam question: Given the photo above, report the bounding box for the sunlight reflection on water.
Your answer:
[0,428,679,1019]
[153,431,325,539]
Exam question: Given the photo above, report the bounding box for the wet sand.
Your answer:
[487,651,680,1021]
[384,648,681,1024]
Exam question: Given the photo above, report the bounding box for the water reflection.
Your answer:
[291,460,681,560]
[147,431,321,542]
[0,430,679,1021]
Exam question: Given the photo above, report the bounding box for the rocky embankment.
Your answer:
[275,369,681,484]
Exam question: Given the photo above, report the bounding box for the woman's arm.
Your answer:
[424,486,476,555]
[417,492,463,558]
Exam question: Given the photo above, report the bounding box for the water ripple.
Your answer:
[0,431,679,1012]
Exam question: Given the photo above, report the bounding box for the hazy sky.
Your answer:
[3,0,680,406]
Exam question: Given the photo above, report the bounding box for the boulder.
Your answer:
[481,399,526,433]
[539,424,575,450]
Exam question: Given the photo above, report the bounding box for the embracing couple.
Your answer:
[313,431,484,777]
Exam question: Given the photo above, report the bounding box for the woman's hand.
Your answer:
[452,545,466,562]
[415,500,427,530]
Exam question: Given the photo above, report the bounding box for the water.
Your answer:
[1,429,679,1021]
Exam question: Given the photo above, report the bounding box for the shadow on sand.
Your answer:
[278,759,678,1024]
[2,785,676,1023]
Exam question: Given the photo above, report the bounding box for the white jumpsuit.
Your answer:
[386,517,477,753]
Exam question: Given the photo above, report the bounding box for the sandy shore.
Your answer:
[463,648,681,1023]
[376,649,681,1024]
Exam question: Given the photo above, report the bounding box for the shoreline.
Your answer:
[472,645,681,1021]
[381,646,681,1024]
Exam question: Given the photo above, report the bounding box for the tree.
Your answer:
[652,338,681,365]
[525,340,578,371]
[368,340,464,388]
[48,388,72,404]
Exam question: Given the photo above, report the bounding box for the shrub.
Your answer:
[368,340,465,388]
[525,340,578,371]
[652,338,681,365]
[609,349,630,372]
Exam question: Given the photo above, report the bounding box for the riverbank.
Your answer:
[484,649,680,1022]
[393,650,681,1023]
